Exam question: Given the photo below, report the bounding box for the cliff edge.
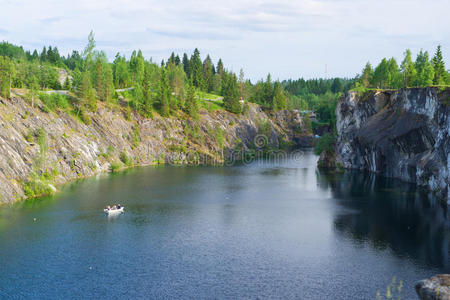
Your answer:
[334,87,450,200]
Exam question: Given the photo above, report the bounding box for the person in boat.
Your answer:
[105,205,110,210]
[112,205,117,210]
[117,204,121,209]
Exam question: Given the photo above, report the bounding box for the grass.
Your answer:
[196,90,222,101]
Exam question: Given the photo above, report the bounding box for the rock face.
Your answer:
[335,88,450,200]
[0,93,310,204]
[416,274,450,300]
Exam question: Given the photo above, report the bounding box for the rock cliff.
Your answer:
[335,87,450,200]
[0,92,310,204]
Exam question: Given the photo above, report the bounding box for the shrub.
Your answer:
[314,133,335,155]
[119,151,132,166]
[109,161,122,173]
[39,93,70,112]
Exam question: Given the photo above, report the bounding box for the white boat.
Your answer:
[104,207,124,215]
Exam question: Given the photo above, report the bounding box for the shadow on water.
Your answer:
[317,170,450,270]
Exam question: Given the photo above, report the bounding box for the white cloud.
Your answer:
[0,0,448,80]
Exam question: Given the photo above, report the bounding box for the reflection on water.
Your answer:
[0,152,448,299]
[317,170,450,269]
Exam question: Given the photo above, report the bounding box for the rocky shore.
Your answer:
[0,92,311,204]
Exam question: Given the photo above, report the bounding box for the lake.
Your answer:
[0,150,448,299]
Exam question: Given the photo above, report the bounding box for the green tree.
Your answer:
[359,62,373,88]
[82,30,96,70]
[432,45,446,85]
[184,76,198,118]
[142,63,154,117]
[113,53,131,88]
[203,55,214,92]
[190,48,204,90]
[182,53,190,78]
[400,49,417,87]
[27,75,39,107]
[0,56,12,98]
[264,73,273,107]
[158,68,170,117]
[222,72,241,114]
[273,81,287,111]
[415,50,434,87]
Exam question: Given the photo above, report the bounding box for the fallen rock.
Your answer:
[416,274,450,300]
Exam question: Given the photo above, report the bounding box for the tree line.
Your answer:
[357,46,449,89]
[0,32,292,118]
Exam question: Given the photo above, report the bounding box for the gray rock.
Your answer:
[336,87,450,200]
[0,94,309,204]
[416,274,450,300]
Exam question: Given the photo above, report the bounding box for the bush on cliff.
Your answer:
[314,133,335,155]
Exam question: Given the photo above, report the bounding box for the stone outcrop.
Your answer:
[416,275,450,300]
[334,87,450,200]
[0,92,310,203]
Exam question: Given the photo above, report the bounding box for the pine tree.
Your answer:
[330,78,342,93]
[359,62,373,88]
[415,50,434,87]
[190,48,204,90]
[142,63,153,117]
[202,55,214,92]
[159,68,170,117]
[63,76,71,90]
[222,72,241,114]
[182,53,190,78]
[184,76,198,118]
[94,59,105,100]
[264,74,273,106]
[432,45,446,85]
[0,56,12,98]
[40,46,47,62]
[273,82,287,111]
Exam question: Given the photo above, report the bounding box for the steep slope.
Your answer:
[335,87,450,199]
[0,92,310,203]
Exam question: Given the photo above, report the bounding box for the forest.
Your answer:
[0,32,448,128]
[0,32,292,122]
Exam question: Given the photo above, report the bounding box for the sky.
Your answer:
[0,0,449,82]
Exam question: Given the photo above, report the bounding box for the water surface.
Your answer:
[0,151,448,299]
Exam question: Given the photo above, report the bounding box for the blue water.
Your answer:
[0,151,448,299]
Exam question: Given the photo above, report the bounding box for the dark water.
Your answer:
[0,151,448,299]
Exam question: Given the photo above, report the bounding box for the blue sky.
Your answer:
[0,0,448,81]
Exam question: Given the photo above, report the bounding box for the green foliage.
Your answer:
[23,177,54,197]
[0,56,12,98]
[119,151,133,167]
[39,93,70,112]
[109,161,122,173]
[132,125,140,148]
[400,49,417,87]
[184,76,198,117]
[415,50,434,87]
[314,133,335,155]
[222,72,241,114]
[273,81,287,110]
[432,45,447,85]
[158,68,171,117]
